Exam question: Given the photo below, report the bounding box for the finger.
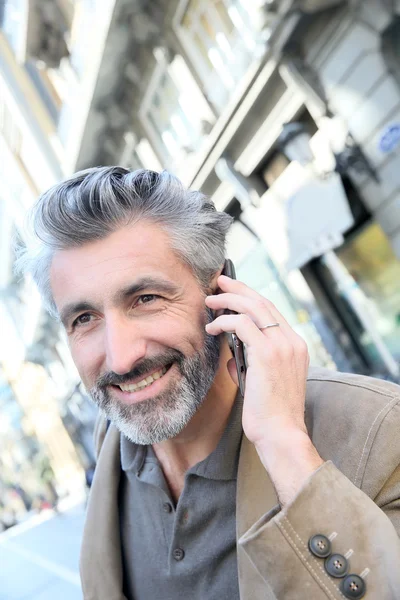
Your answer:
[205,313,264,346]
[215,277,308,364]
[214,278,310,376]
[217,275,263,300]
[206,292,290,338]
[252,296,309,366]
[217,276,291,328]
[207,314,297,372]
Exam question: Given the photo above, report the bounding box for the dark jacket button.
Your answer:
[340,574,366,599]
[308,534,332,558]
[163,502,172,513]
[324,553,348,578]
[173,548,185,561]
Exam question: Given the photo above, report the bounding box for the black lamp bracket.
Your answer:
[333,133,379,182]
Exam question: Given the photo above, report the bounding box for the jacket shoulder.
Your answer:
[305,367,400,497]
[306,366,400,402]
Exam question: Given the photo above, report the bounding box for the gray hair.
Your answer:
[15,167,233,318]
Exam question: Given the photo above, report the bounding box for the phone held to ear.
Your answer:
[221,259,247,397]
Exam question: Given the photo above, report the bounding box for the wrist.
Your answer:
[255,428,324,507]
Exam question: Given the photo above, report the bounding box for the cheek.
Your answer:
[154,313,205,353]
[70,337,103,387]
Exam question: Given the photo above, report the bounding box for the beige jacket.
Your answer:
[80,368,400,599]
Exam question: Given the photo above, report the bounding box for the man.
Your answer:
[18,167,400,599]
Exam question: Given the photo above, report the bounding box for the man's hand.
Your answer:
[205,275,324,507]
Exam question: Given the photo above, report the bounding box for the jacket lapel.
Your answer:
[81,426,278,599]
[80,425,127,600]
[236,434,279,599]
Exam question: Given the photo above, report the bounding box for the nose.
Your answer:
[104,313,147,375]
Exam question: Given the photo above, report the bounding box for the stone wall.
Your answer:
[306,0,400,256]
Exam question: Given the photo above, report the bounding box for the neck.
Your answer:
[152,339,238,501]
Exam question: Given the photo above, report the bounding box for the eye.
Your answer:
[72,313,93,328]
[136,294,160,306]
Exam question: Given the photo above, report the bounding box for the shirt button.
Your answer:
[173,548,185,561]
[308,534,332,558]
[163,502,172,513]
[340,574,366,598]
[324,553,348,578]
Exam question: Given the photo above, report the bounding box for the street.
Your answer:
[0,502,85,600]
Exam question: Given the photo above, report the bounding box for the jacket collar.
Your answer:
[80,424,126,600]
[236,434,279,599]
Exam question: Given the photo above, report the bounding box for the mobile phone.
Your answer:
[221,259,247,397]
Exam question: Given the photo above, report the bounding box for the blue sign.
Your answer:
[378,123,400,154]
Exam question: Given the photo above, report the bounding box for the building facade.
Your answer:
[0,0,99,515]
[59,0,400,379]
[1,0,400,411]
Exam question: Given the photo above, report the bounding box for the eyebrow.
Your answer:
[113,277,180,304]
[60,301,97,328]
[60,277,181,327]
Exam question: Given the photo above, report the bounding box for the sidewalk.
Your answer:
[0,500,85,600]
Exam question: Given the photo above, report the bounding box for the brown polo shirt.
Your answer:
[119,392,243,600]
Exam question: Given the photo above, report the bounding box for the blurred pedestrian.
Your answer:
[85,463,96,490]
[38,456,59,510]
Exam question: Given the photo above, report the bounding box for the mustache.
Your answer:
[95,348,184,388]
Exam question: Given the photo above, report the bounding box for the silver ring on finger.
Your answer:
[258,322,280,330]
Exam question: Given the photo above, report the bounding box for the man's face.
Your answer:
[50,221,221,444]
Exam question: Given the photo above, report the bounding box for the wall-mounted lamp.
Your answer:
[277,122,315,165]
[278,121,379,182]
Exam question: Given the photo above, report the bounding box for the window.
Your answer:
[0,83,46,200]
[120,133,162,172]
[313,222,400,375]
[25,61,61,124]
[175,0,267,112]
[120,132,143,171]
[0,0,27,57]
[227,221,334,368]
[0,90,33,204]
[141,54,215,176]
[0,136,30,210]
[135,139,162,172]
[68,0,96,79]
[337,222,400,370]
[0,99,22,154]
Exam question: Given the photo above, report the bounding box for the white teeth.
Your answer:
[119,366,168,392]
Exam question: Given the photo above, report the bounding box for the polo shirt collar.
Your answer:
[120,390,243,481]
[191,390,243,481]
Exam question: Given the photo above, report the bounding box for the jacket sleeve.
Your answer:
[239,460,400,599]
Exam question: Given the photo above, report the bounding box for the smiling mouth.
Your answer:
[116,365,172,392]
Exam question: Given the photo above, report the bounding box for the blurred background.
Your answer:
[0,0,400,597]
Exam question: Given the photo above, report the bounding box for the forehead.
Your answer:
[50,221,187,307]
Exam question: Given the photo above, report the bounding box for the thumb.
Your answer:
[227,358,239,386]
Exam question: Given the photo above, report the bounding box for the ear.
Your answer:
[208,263,225,294]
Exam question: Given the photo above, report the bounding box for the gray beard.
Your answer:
[89,310,221,444]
